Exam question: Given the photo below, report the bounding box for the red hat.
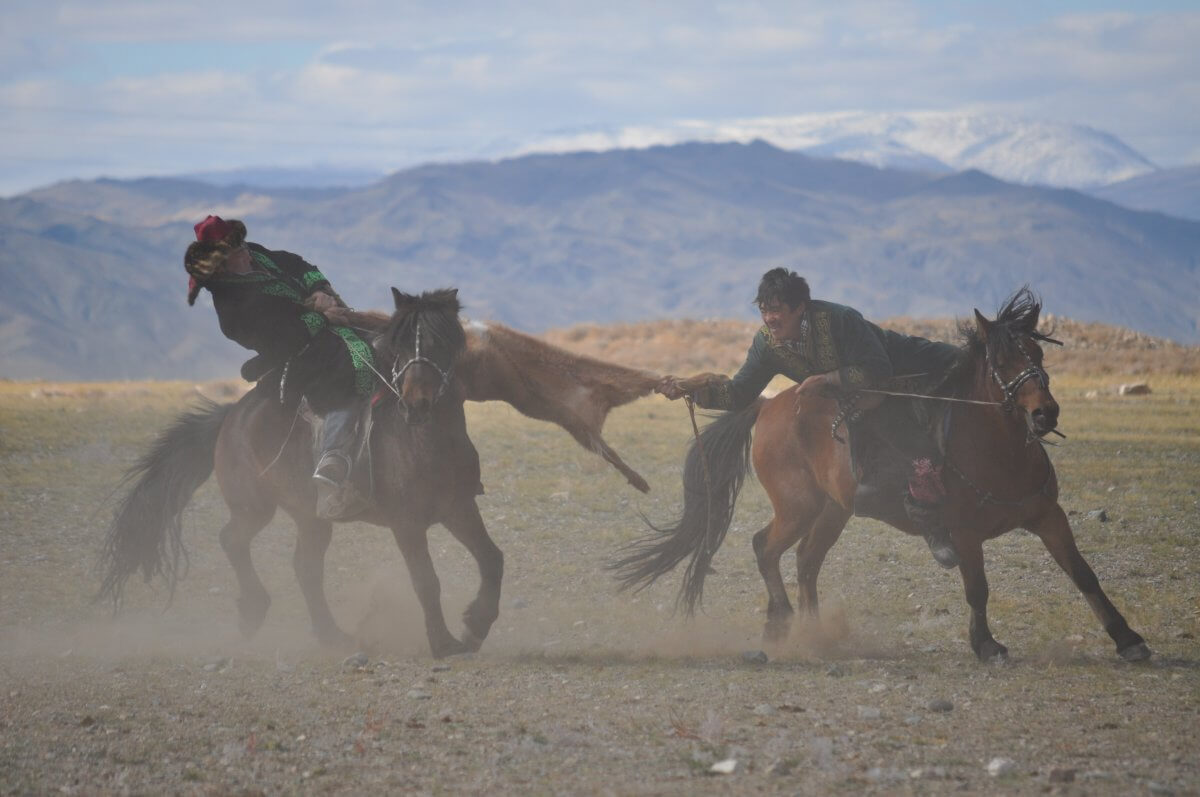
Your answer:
[194,215,232,243]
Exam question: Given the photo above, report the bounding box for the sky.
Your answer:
[2,0,1198,196]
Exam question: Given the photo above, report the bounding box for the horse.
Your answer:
[99,287,659,658]
[611,289,1151,663]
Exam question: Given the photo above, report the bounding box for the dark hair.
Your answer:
[754,268,810,310]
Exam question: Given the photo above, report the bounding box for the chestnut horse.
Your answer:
[100,288,658,658]
[612,290,1150,662]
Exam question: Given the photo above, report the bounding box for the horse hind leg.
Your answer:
[753,515,807,645]
[794,500,850,619]
[286,512,355,649]
[218,506,275,639]
[441,500,504,651]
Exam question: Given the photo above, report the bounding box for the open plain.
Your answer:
[1,329,1198,793]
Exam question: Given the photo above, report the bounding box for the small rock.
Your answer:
[825,664,845,677]
[909,766,947,779]
[1084,390,1099,399]
[903,715,922,726]
[752,703,775,716]
[1048,767,1076,783]
[927,699,954,713]
[741,650,768,665]
[342,653,369,669]
[202,657,231,673]
[406,689,432,700]
[857,706,881,720]
[1118,382,1151,396]
[709,759,738,775]
[1147,782,1174,796]
[431,664,451,673]
[511,597,529,609]
[987,757,1017,777]
[1086,509,1109,522]
[766,759,793,776]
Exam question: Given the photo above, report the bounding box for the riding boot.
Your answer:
[313,403,370,521]
[904,456,959,569]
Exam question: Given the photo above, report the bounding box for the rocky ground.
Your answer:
[1,372,1197,795]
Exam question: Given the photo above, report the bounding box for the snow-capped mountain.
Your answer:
[514,111,1157,189]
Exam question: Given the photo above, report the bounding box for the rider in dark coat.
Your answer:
[184,216,374,520]
[657,267,963,568]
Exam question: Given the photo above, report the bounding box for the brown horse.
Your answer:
[100,288,658,658]
[612,289,1150,663]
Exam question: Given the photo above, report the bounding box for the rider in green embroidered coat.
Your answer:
[657,268,963,569]
[185,216,375,520]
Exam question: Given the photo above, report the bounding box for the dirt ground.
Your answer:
[1,377,1198,795]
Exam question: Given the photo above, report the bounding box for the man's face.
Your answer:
[759,299,807,341]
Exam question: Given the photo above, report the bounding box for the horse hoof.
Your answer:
[431,638,471,659]
[977,640,1009,664]
[315,626,356,651]
[1118,642,1152,662]
[461,630,485,653]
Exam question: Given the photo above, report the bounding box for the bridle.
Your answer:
[988,335,1055,414]
[389,321,454,411]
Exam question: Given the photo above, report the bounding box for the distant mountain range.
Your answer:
[515,111,1159,189]
[3,140,1198,381]
[1086,165,1200,222]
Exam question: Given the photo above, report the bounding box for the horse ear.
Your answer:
[974,309,992,342]
[392,287,416,309]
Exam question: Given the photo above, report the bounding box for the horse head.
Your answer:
[972,288,1062,438]
[381,287,465,425]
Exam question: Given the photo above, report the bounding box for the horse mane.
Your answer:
[379,288,466,358]
[943,286,1049,395]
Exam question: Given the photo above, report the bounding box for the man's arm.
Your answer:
[658,333,777,411]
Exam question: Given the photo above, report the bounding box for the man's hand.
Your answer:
[797,373,837,397]
[655,376,689,401]
[305,291,338,314]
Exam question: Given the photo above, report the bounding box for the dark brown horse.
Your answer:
[612,290,1150,662]
[100,288,658,657]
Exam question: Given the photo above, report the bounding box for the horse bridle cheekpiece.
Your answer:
[390,322,454,408]
[989,334,1058,413]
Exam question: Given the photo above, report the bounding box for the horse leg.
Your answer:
[218,506,275,639]
[1028,506,1150,661]
[286,512,354,649]
[391,521,468,659]
[795,501,850,617]
[753,514,808,645]
[957,537,1008,662]
[440,501,504,651]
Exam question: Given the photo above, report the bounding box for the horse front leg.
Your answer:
[957,537,1008,663]
[441,500,504,651]
[1028,505,1150,661]
[390,521,468,659]
[287,513,354,649]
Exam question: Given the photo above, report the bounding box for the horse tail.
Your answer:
[608,400,762,614]
[96,399,234,608]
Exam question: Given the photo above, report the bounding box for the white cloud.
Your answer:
[2,1,1199,194]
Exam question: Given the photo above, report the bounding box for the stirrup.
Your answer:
[313,451,353,488]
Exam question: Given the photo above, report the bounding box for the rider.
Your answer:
[656,267,963,568]
[184,215,375,520]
